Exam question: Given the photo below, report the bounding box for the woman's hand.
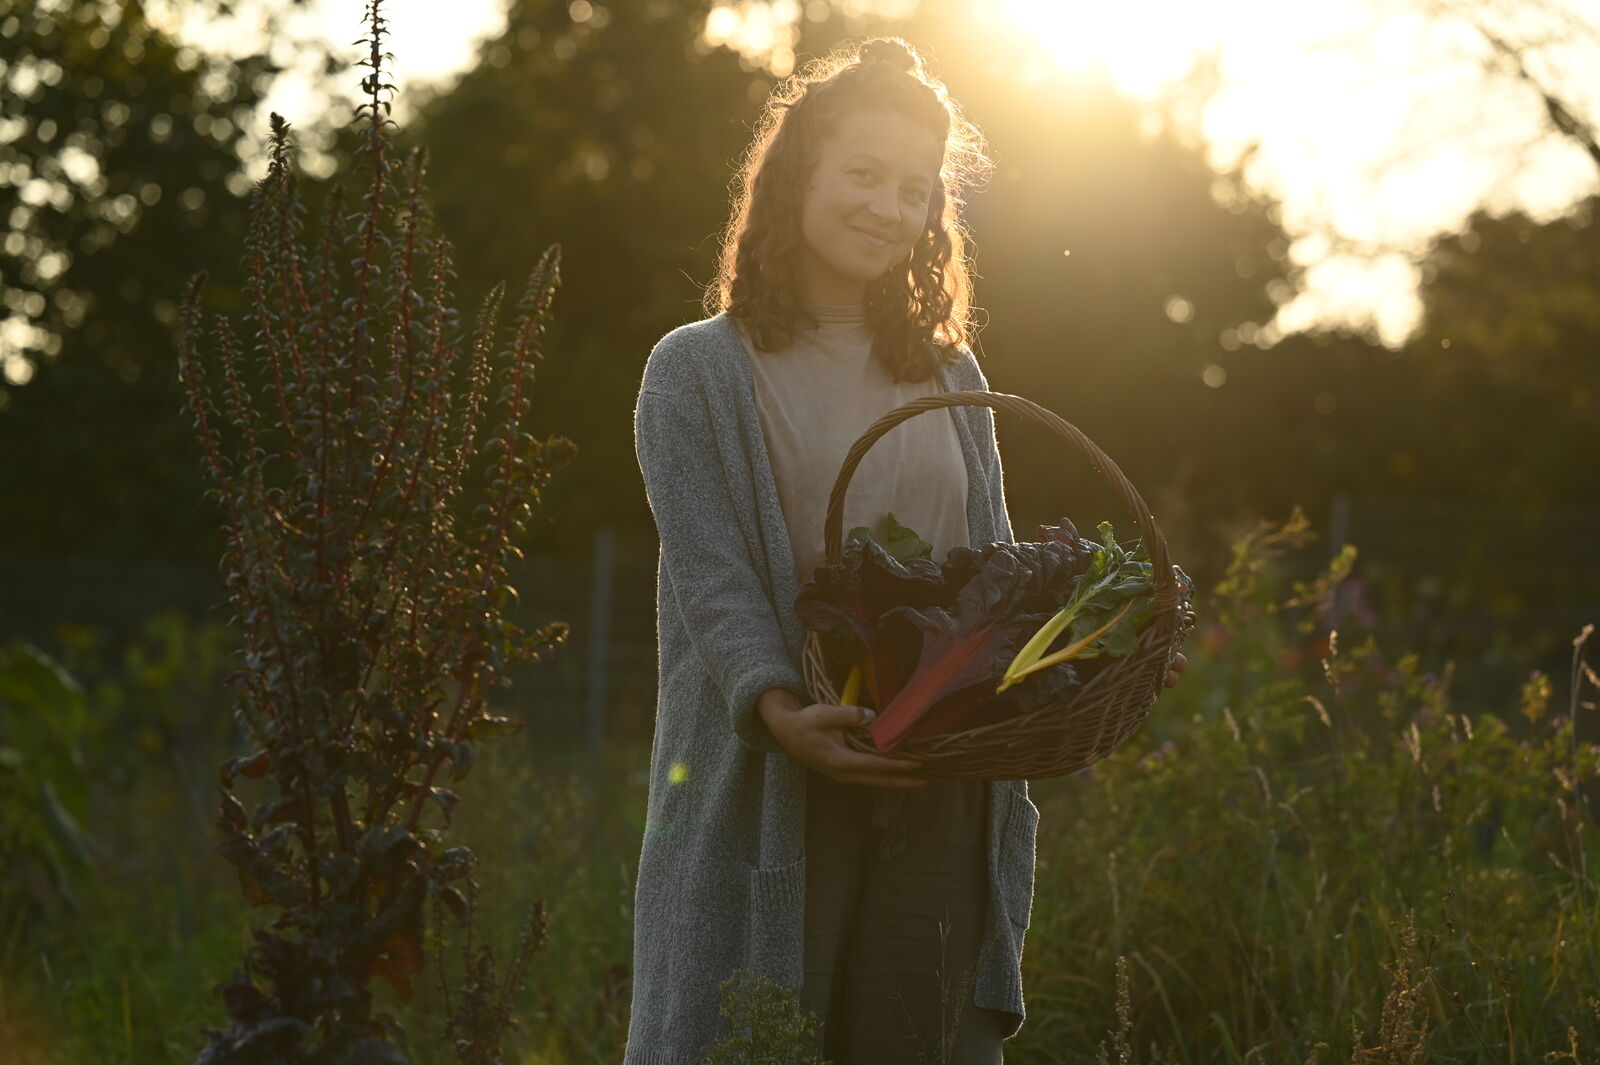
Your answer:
[1164,652,1189,688]
[757,689,928,789]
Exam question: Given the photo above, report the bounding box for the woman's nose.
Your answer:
[866,187,901,223]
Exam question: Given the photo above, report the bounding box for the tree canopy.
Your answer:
[1,0,1593,671]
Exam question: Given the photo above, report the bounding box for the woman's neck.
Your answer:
[805,302,866,323]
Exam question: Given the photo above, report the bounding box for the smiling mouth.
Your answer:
[853,228,892,247]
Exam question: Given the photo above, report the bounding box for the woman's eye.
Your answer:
[850,168,876,181]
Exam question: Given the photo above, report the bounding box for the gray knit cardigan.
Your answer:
[625,313,1038,1065]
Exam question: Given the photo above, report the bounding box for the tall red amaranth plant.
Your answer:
[176,4,573,1062]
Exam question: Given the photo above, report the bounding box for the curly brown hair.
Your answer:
[705,37,993,383]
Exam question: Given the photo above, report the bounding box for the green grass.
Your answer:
[1011,642,1600,1063]
[3,523,1597,1063]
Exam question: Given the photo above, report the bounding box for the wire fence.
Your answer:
[0,530,661,753]
[3,498,1596,747]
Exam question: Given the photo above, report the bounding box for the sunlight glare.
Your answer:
[998,0,1221,99]
[135,0,1597,349]
[704,1,801,75]
[147,0,508,177]
[993,0,1600,346]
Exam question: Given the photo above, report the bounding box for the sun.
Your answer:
[996,0,1226,98]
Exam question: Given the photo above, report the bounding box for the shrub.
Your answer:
[1016,512,1600,1062]
[174,4,574,1062]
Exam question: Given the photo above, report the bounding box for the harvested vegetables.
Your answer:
[795,515,1191,753]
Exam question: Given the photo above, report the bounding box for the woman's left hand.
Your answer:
[1163,652,1188,689]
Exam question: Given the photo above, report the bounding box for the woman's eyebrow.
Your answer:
[842,152,934,185]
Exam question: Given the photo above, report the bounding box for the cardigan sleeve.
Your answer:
[963,352,1016,544]
[634,385,808,754]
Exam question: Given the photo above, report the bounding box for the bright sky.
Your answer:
[146,0,1600,351]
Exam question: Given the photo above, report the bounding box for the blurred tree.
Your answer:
[1408,199,1598,508]
[4,0,1588,677]
[1174,199,1600,676]
[400,0,1302,557]
[0,0,280,560]
[1427,0,1599,179]
[785,0,1294,554]
[957,74,1291,539]
[401,0,769,554]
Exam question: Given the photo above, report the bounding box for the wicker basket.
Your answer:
[800,389,1196,781]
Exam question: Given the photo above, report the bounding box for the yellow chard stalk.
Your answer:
[996,598,1135,694]
[840,658,864,707]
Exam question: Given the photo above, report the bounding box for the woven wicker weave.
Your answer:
[800,389,1196,780]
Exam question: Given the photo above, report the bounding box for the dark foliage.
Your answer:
[401,0,768,553]
[176,6,573,1062]
[0,0,278,559]
[5,0,1590,689]
[0,642,94,922]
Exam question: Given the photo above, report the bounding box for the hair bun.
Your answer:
[858,37,917,74]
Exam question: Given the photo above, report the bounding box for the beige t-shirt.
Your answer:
[735,306,969,594]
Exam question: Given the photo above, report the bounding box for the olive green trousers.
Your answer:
[800,769,1009,1064]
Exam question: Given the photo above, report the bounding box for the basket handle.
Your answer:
[821,389,1180,611]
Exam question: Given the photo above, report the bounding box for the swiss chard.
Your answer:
[794,532,947,708]
[797,516,1187,754]
[847,512,933,563]
[868,544,1080,751]
[996,522,1155,693]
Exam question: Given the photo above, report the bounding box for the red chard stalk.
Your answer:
[869,547,1068,751]
[796,516,1187,752]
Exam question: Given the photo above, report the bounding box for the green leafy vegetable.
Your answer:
[869,546,1069,751]
[846,512,933,563]
[997,522,1154,693]
[796,516,1190,754]
[795,534,948,709]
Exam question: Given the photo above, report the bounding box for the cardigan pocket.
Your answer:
[745,855,807,990]
[1000,788,1039,929]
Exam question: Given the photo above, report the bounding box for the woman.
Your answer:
[627,37,1181,1064]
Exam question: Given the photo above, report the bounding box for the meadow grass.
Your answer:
[2,519,1596,1063]
[1004,519,1599,1063]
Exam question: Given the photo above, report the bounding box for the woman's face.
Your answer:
[797,107,944,306]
